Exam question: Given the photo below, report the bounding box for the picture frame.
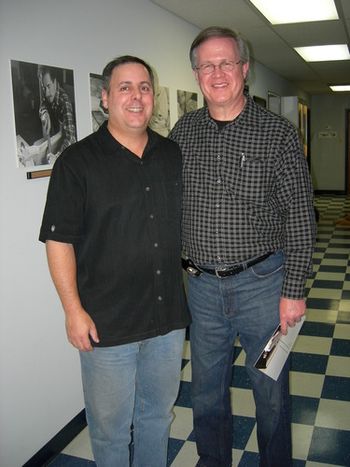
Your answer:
[10,59,77,177]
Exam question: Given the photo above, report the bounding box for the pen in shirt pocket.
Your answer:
[240,152,246,168]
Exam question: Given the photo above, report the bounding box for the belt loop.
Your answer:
[215,269,222,278]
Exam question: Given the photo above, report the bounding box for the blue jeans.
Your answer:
[79,329,186,467]
[188,251,292,467]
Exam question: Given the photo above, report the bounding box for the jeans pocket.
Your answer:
[250,251,284,278]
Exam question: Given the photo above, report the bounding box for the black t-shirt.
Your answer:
[39,122,190,346]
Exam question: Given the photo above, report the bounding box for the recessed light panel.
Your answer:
[295,45,350,62]
[250,0,338,24]
[330,85,350,92]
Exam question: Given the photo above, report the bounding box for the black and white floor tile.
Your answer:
[50,195,350,467]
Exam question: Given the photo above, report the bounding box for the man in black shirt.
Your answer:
[40,56,189,467]
[170,27,315,467]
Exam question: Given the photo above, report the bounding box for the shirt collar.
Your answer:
[199,94,264,131]
[96,121,160,156]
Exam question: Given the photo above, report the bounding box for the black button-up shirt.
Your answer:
[39,122,189,346]
[170,95,316,299]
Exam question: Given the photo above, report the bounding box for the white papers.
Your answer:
[254,316,305,381]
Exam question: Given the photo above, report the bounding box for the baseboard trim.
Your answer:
[22,409,87,467]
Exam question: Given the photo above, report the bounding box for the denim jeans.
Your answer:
[79,329,186,467]
[188,251,292,467]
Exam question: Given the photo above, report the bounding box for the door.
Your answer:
[346,110,350,194]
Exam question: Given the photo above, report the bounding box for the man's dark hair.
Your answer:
[189,26,250,69]
[102,55,154,92]
[40,65,58,83]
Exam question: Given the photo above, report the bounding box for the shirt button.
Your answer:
[217,178,222,184]
[154,242,158,248]
[215,203,220,208]
[217,255,221,261]
[156,269,161,275]
[217,154,221,160]
[149,214,154,219]
[157,296,163,301]
[145,186,150,192]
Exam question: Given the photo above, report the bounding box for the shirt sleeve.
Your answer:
[276,127,316,299]
[58,95,76,152]
[39,151,85,244]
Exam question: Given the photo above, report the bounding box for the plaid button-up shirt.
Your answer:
[40,84,76,154]
[170,95,316,299]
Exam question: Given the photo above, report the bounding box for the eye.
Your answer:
[141,84,152,93]
[221,61,235,71]
[201,64,213,73]
[120,85,130,92]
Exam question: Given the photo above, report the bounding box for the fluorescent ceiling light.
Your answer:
[330,85,350,92]
[294,45,350,62]
[250,0,338,24]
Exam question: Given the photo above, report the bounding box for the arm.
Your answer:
[46,240,99,351]
[39,106,51,137]
[276,129,316,333]
[59,93,76,153]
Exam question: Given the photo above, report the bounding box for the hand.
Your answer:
[39,108,51,136]
[279,297,306,335]
[65,308,99,352]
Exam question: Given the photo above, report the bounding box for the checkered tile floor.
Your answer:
[50,195,350,467]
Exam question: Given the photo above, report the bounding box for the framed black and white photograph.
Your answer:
[10,60,77,172]
[149,85,170,137]
[90,73,108,132]
[177,89,198,118]
[267,91,281,115]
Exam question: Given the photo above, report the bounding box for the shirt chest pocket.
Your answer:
[229,154,267,204]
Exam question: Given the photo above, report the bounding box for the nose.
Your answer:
[212,64,224,77]
[132,87,142,99]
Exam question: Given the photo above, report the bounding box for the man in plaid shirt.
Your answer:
[39,65,76,164]
[170,26,316,467]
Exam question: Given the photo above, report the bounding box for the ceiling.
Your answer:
[151,0,350,95]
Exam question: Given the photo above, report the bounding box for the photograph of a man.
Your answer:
[11,60,77,168]
[38,65,76,164]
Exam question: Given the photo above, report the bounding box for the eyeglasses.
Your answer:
[195,60,241,75]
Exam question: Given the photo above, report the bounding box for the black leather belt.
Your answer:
[182,252,273,278]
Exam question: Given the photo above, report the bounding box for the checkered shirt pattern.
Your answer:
[40,84,76,152]
[170,95,316,299]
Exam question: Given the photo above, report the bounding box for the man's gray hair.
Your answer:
[189,26,250,69]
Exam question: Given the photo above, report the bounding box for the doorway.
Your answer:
[346,109,350,194]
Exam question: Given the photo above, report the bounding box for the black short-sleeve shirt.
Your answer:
[39,122,190,346]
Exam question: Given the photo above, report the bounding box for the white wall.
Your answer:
[310,93,350,191]
[249,60,309,105]
[0,1,309,465]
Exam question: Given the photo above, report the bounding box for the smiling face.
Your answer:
[194,36,249,119]
[101,62,154,136]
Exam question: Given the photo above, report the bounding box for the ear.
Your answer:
[242,61,250,81]
[101,88,108,111]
